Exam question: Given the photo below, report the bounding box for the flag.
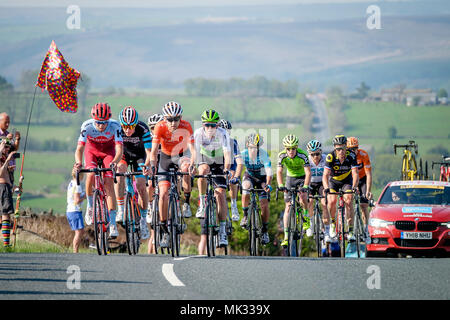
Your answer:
[36,40,81,113]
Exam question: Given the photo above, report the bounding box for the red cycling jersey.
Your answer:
[152,120,194,156]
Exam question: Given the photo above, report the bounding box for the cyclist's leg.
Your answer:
[240,173,252,227]
[196,162,210,217]
[83,149,98,218]
[179,155,192,213]
[358,176,369,225]
[282,189,291,244]
[102,154,118,223]
[342,183,354,227]
[114,159,127,222]
[198,218,208,255]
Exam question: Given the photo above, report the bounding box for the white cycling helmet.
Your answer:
[148,113,164,126]
[162,101,183,117]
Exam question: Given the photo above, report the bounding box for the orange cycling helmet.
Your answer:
[91,103,112,121]
[347,137,359,148]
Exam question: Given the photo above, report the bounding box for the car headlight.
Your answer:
[440,222,450,229]
[369,218,393,228]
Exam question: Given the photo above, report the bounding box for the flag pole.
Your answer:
[12,85,38,248]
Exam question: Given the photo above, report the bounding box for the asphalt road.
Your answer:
[0,253,449,301]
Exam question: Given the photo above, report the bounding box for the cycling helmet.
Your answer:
[282,134,299,148]
[246,133,263,147]
[91,103,112,121]
[148,113,164,126]
[307,140,322,152]
[332,134,347,146]
[218,119,232,130]
[119,106,138,126]
[201,109,220,123]
[347,137,359,148]
[162,101,183,117]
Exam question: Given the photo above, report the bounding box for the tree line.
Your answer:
[184,76,299,98]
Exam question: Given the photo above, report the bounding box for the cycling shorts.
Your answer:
[310,182,324,196]
[284,176,305,203]
[358,175,369,204]
[242,172,269,200]
[157,152,190,186]
[198,162,227,190]
[84,147,115,178]
[329,176,353,193]
[119,156,146,179]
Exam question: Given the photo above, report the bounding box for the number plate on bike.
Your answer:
[400,232,432,240]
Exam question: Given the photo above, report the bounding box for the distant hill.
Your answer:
[1,1,450,91]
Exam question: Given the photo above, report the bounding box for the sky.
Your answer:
[0,0,417,8]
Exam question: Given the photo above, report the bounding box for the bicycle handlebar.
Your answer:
[393,141,418,155]
[76,167,115,186]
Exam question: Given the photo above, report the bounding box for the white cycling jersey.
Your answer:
[194,127,231,164]
[309,153,327,183]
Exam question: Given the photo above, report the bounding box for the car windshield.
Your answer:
[379,185,450,205]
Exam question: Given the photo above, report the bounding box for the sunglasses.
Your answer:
[95,121,108,125]
[165,116,181,122]
[122,124,136,130]
[310,152,321,157]
[203,123,217,128]
[335,147,346,152]
[286,147,297,151]
[150,126,155,131]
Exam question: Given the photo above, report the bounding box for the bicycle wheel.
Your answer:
[168,196,178,257]
[298,208,304,257]
[314,205,322,257]
[255,207,263,256]
[354,209,361,258]
[338,206,346,258]
[151,196,160,254]
[247,203,254,256]
[102,197,110,255]
[93,191,106,255]
[287,206,298,257]
[250,205,260,256]
[125,192,136,255]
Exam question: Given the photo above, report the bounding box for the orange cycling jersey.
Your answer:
[152,119,194,156]
[355,148,371,179]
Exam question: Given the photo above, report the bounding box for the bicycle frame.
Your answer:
[243,188,266,256]
[394,140,419,181]
[308,193,325,257]
[277,186,305,257]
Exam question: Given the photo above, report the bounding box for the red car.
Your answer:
[366,180,450,257]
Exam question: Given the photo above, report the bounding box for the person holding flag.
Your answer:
[74,103,123,238]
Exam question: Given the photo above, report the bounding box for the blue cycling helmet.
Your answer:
[119,106,139,127]
[307,140,322,152]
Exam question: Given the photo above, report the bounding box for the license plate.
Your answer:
[400,232,432,240]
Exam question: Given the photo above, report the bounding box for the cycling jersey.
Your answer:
[152,119,194,156]
[324,150,358,181]
[121,121,152,161]
[193,127,231,164]
[78,119,123,152]
[354,148,371,180]
[277,148,310,178]
[309,154,327,183]
[241,148,272,179]
[78,119,123,177]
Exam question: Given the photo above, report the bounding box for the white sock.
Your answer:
[220,221,226,234]
[231,198,237,207]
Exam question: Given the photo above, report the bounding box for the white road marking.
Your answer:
[162,263,185,287]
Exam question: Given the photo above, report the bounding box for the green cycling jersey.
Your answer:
[277,148,310,177]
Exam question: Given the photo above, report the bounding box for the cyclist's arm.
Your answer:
[150,141,160,167]
[276,165,284,187]
[322,167,331,190]
[366,167,373,198]
[74,143,84,166]
[304,165,311,187]
[112,143,123,165]
[188,141,196,167]
[234,157,244,179]
[144,147,152,168]
[351,167,359,190]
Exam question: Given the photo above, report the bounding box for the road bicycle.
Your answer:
[352,193,367,258]
[115,169,148,255]
[326,189,356,258]
[242,187,269,256]
[276,186,307,257]
[431,155,450,182]
[195,172,229,257]
[393,140,419,181]
[77,160,116,256]
[149,178,168,255]
[156,168,189,257]
[308,193,326,257]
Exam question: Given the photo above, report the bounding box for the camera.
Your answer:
[13,153,20,159]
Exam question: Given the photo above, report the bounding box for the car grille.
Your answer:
[394,238,438,248]
[395,221,415,231]
[417,221,439,231]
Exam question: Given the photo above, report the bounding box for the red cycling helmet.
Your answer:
[91,103,112,121]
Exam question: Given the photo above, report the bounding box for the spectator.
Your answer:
[66,168,86,253]
[0,139,16,247]
[0,113,20,152]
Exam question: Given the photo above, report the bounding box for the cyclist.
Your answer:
[322,134,359,240]
[146,113,164,254]
[115,106,152,240]
[277,134,311,247]
[74,102,123,238]
[306,139,331,242]
[347,136,372,237]
[195,110,233,250]
[240,133,272,245]
[149,101,195,248]
[218,119,243,221]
